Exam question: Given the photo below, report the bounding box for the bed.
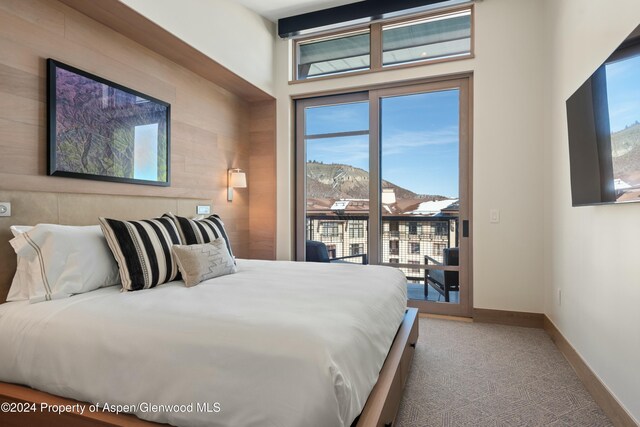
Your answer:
[0,258,415,427]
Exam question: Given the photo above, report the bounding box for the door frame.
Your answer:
[294,74,473,317]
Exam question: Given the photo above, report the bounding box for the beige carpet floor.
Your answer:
[395,318,613,427]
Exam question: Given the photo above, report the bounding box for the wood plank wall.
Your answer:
[0,0,277,260]
[249,100,277,259]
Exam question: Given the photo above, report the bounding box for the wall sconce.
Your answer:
[381,188,396,205]
[227,168,247,202]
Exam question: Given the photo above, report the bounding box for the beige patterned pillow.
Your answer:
[171,239,237,287]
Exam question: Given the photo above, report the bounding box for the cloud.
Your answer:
[382,127,459,156]
[307,137,369,168]
[306,126,459,167]
[306,104,368,135]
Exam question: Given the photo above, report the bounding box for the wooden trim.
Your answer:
[356,308,419,427]
[57,0,272,102]
[290,71,473,100]
[473,308,545,329]
[0,309,418,427]
[420,313,473,322]
[368,89,381,265]
[370,23,383,71]
[543,316,638,427]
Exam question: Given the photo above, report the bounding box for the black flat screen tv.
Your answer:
[566,25,640,206]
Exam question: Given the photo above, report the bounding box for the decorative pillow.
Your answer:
[9,224,120,303]
[171,239,237,287]
[163,213,235,261]
[6,225,34,302]
[99,217,183,291]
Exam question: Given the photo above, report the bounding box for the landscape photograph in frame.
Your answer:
[47,59,171,186]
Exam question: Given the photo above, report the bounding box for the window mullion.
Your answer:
[370,23,383,71]
[368,91,381,265]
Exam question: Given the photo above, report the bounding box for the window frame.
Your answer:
[348,221,366,238]
[291,4,474,83]
[294,74,473,317]
[350,243,364,255]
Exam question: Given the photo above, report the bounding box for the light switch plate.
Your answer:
[196,205,211,215]
[0,202,11,217]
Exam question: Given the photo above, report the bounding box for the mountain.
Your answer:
[612,123,640,177]
[305,161,447,201]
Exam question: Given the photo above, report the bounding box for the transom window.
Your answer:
[293,6,473,82]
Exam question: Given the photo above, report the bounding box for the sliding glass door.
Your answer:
[296,78,472,316]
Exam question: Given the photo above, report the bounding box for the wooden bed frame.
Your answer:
[0,308,418,427]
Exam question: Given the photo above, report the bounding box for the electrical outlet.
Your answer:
[489,209,500,223]
[196,205,211,215]
[0,202,11,217]
[557,288,562,306]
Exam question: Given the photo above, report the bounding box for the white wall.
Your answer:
[543,0,640,422]
[120,0,276,95]
[275,0,547,313]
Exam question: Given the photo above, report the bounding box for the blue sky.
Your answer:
[306,89,459,197]
[605,53,640,133]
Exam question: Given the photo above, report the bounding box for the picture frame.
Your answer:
[47,59,171,186]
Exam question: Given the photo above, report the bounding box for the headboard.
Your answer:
[0,190,213,303]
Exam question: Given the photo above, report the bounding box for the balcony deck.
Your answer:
[407,282,460,304]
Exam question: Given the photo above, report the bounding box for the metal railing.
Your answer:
[306,215,459,272]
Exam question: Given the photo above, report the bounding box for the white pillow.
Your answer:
[9,224,120,303]
[6,225,34,302]
[171,239,237,287]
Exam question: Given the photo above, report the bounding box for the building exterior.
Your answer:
[306,198,459,283]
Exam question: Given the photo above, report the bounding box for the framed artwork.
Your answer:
[47,59,171,186]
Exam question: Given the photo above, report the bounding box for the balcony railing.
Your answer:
[306,215,459,273]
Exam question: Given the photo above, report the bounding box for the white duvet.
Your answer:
[0,259,407,427]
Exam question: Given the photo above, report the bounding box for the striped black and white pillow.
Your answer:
[163,213,235,261]
[99,217,183,291]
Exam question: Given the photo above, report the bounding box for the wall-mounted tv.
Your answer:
[566,24,640,206]
[47,59,171,186]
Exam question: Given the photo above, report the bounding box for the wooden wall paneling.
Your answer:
[0,0,66,36]
[0,62,44,103]
[0,0,265,260]
[0,0,277,280]
[249,100,277,259]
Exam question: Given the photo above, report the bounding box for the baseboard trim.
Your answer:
[420,313,473,323]
[473,308,544,328]
[543,316,638,427]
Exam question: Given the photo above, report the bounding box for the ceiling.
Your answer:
[229,0,363,22]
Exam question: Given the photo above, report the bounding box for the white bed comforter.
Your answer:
[0,259,407,427]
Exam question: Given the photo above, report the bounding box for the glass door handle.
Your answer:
[462,220,469,238]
